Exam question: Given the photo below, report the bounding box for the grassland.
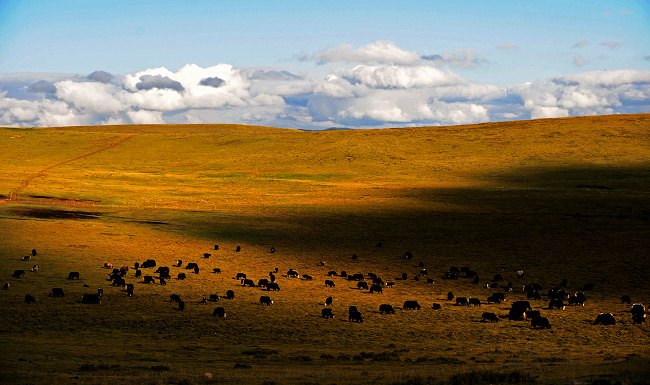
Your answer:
[0,114,649,385]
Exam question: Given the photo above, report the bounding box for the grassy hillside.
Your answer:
[0,114,649,385]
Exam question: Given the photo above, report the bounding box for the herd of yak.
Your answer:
[4,246,648,329]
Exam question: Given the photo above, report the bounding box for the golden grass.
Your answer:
[0,114,649,384]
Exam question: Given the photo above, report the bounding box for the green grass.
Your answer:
[0,114,649,384]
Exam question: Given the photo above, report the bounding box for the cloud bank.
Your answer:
[1,41,648,129]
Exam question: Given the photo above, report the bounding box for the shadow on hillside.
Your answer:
[178,165,649,277]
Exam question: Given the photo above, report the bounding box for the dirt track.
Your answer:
[7,134,135,201]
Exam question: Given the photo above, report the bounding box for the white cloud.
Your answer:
[312,40,421,65]
[127,109,164,124]
[0,41,648,130]
[340,65,465,89]
[55,80,127,114]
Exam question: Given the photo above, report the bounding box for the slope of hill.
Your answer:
[0,114,649,384]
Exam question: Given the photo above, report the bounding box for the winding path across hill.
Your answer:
[7,134,136,201]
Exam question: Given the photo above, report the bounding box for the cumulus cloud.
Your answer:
[1,41,648,129]
[87,70,113,83]
[311,40,421,65]
[340,65,465,89]
[27,80,56,94]
[420,49,483,68]
[136,74,185,92]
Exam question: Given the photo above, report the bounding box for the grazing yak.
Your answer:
[349,311,363,323]
[525,310,541,320]
[3,282,9,289]
[126,284,134,297]
[325,280,335,288]
[549,299,565,310]
[269,273,276,282]
[177,273,186,280]
[213,307,226,318]
[236,272,247,280]
[203,253,211,259]
[209,294,219,302]
[24,294,36,304]
[214,244,219,250]
[321,308,334,318]
[465,270,477,278]
[404,252,413,259]
[170,294,182,303]
[621,295,631,304]
[487,294,502,304]
[178,301,185,311]
[349,306,358,314]
[357,282,369,290]
[419,269,428,276]
[631,304,645,317]
[548,288,569,300]
[30,265,38,272]
[369,285,383,294]
[258,279,269,287]
[468,298,481,306]
[325,296,333,306]
[493,274,503,282]
[372,277,384,286]
[67,272,80,280]
[432,303,441,310]
[31,249,37,256]
[51,288,64,297]
[594,313,616,325]
[259,296,273,306]
[235,245,241,252]
[287,269,299,278]
[155,266,171,278]
[531,316,551,329]
[211,268,221,273]
[426,278,434,284]
[242,279,255,287]
[339,271,347,278]
[568,292,587,306]
[141,259,156,268]
[379,304,395,314]
[327,271,337,277]
[120,265,129,275]
[403,300,421,310]
[482,312,499,323]
[270,247,275,253]
[302,274,313,280]
[186,263,198,270]
[225,290,235,299]
[22,255,31,261]
[455,297,469,306]
[82,294,101,304]
[176,260,182,267]
[143,276,156,284]
[134,270,142,278]
[447,292,454,301]
[266,282,280,291]
[385,282,395,288]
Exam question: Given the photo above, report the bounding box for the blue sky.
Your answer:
[0,0,648,129]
